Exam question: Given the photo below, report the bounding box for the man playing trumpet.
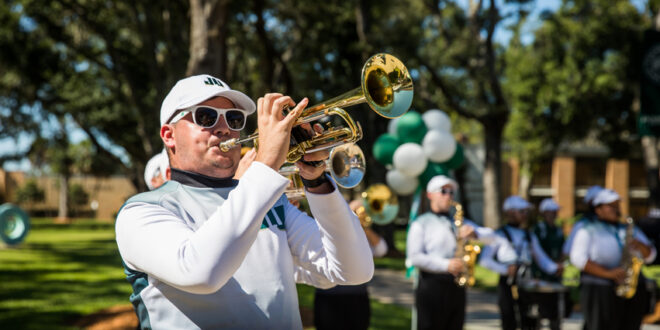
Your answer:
[115,74,374,329]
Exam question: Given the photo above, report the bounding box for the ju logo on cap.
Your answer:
[204,77,225,87]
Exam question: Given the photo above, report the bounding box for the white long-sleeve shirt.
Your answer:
[115,162,373,329]
[480,225,558,276]
[406,212,504,274]
[570,220,656,272]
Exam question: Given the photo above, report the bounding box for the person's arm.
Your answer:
[288,182,374,288]
[562,220,585,257]
[632,226,657,264]
[463,219,496,243]
[531,233,559,275]
[479,237,511,275]
[370,236,388,258]
[116,162,289,294]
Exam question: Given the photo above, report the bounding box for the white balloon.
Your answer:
[423,130,457,162]
[393,143,428,177]
[386,169,419,196]
[387,117,400,136]
[423,109,451,132]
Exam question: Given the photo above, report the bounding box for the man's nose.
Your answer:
[212,115,230,135]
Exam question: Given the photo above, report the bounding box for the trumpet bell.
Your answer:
[362,184,399,225]
[361,53,414,118]
[329,143,365,189]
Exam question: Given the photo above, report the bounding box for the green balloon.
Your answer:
[441,144,464,170]
[396,111,427,144]
[419,162,449,188]
[373,134,401,165]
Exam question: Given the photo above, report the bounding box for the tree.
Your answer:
[505,0,648,197]
[0,0,190,190]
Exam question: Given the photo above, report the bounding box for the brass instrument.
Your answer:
[361,184,399,226]
[218,53,414,162]
[281,144,366,201]
[615,217,643,299]
[452,201,481,287]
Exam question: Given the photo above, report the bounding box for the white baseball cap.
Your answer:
[160,75,256,126]
[584,185,604,204]
[503,195,532,211]
[592,189,620,206]
[144,149,169,190]
[426,175,458,193]
[539,198,560,212]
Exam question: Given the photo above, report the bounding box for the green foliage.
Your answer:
[14,179,45,204]
[68,183,88,208]
[504,0,650,173]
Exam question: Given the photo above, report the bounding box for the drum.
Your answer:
[0,203,30,245]
[518,279,571,322]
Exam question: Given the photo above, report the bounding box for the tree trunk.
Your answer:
[518,159,532,200]
[57,174,69,223]
[482,120,503,228]
[186,0,229,77]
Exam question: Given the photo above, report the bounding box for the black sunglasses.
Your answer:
[170,106,247,131]
[440,188,454,196]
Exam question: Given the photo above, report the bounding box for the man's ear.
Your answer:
[161,125,175,149]
[165,167,171,180]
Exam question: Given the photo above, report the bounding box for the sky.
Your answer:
[0,0,650,173]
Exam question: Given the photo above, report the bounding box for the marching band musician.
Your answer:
[313,199,388,330]
[143,149,170,190]
[570,189,656,330]
[562,185,603,259]
[531,198,565,330]
[115,74,374,329]
[480,195,562,330]
[406,175,508,330]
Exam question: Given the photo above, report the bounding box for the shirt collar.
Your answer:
[170,167,238,188]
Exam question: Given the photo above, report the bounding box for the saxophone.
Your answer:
[452,201,481,287]
[615,217,644,299]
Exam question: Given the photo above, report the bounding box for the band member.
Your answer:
[313,199,388,330]
[532,198,565,330]
[570,189,656,330]
[480,195,562,330]
[115,75,374,329]
[143,149,170,190]
[563,185,603,258]
[406,175,505,330]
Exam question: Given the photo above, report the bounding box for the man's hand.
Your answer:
[459,225,477,239]
[254,94,308,171]
[233,148,256,180]
[295,123,329,180]
[555,263,564,277]
[507,264,518,278]
[447,258,465,276]
[630,239,652,259]
[608,267,627,284]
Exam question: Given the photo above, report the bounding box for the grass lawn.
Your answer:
[0,218,130,329]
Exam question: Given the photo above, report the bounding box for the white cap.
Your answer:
[426,175,458,193]
[144,149,169,190]
[584,185,604,204]
[160,75,256,126]
[503,195,532,211]
[592,189,620,206]
[539,198,560,212]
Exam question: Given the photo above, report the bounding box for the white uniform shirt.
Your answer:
[406,212,503,273]
[480,225,558,275]
[115,162,374,329]
[570,220,657,271]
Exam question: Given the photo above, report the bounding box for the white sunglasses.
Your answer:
[169,105,247,131]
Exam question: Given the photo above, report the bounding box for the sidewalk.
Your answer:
[368,268,660,329]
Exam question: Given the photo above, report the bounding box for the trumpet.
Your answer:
[218,53,413,162]
[281,144,366,200]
